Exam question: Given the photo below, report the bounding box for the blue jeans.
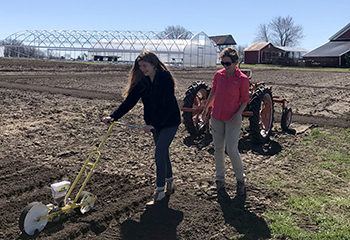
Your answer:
[152,125,178,188]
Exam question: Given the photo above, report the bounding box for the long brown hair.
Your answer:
[123,50,176,97]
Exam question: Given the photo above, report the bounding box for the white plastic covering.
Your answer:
[183,33,218,67]
[0,46,4,57]
[87,32,217,67]
[3,30,218,67]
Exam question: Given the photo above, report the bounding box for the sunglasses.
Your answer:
[221,61,233,66]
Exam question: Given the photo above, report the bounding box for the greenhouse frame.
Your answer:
[2,30,218,67]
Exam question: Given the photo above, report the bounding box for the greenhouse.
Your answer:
[1,30,218,67]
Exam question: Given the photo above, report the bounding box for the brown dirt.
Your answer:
[0,58,349,240]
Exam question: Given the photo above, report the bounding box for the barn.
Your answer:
[243,42,283,64]
[303,23,350,67]
[244,42,307,65]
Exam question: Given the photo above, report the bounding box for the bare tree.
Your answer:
[159,25,193,39]
[254,16,304,46]
[255,23,270,42]
[269,16,304,46]
[0,39,45,58]
[236,45,247,60]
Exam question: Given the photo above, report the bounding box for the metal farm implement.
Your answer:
[19,121,143,237]
[181,69,292,142]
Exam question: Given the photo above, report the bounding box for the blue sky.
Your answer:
[0,0,349,51]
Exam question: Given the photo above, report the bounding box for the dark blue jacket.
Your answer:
[110,69,181,131]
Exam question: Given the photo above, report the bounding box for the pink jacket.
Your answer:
[211,66,250,121]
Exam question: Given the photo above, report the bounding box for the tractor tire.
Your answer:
[248,85,274,143]
[182,81,211,135]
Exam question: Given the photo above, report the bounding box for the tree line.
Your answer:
[0,39,45,58]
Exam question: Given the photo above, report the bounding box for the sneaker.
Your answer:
[215,180,225,192]
[236,180,246,196]
[165,178,175,196]
[146,188,166,206]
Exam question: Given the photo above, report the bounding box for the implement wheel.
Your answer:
[182,81,211,135]
[249,86,274,143]
[75,191,96,214]
[19,202,48,236]
[281,107,292,132]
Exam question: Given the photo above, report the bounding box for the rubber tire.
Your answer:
[248,86,274,143]
[75,191,95,214]
[182,81,211,135]
[281,107,292,132]
[19,202,48,236]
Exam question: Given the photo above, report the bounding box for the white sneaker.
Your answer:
[146,188,165,206]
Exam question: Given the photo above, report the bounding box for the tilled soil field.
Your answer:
[0,58,349,240]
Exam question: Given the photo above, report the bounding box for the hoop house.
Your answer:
[3,30,218,67]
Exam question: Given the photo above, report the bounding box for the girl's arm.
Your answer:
[203,89,215,116]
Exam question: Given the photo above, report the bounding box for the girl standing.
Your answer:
[204,47,250,197]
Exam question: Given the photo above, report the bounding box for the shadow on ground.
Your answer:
[217,189,271,240]
[120,197,184,240]
[183,132,212,149]
[238,135,282,156]
[183,131,282,156]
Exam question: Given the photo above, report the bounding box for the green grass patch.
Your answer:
[303,129,327,143]
[262,127,350,239]
[346,128,350,138]
[319,152,350,164]
[248,174,284,190]
[287,195,328,215]
[304,129,349,150]
[275,149,292,160]
[311,129,326,137]
[315,161,336,170]
[341,170,350,179]
[327,135,339,140]
[266,178,284,188]
[264,211,310,239]
[265,195,350,240]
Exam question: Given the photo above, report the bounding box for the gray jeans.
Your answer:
[210,115,244,183]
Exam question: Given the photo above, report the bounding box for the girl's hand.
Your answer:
[101,116,113,124]
[230,112,242,125]
[203,106,208,119]
[143,125,155,133]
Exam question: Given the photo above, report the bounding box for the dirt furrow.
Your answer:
[263,81,350,90]
[274,112,350,128]
[2,80,348,128]
[0,81,122,101]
